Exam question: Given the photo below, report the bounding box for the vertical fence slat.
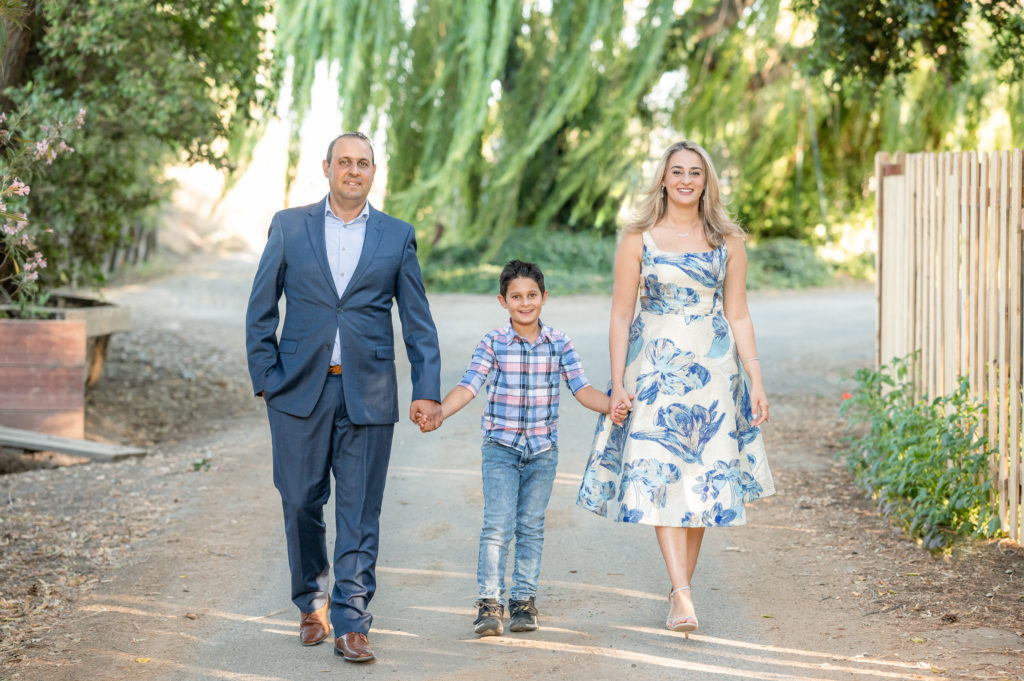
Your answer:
[966,152,979,400]
[986,151,1003,527]
[927,153,938,398]
[997,151,1010,534]
[921,153,929,393]
[1008,149,1022,541]
[977,153,989,404]
[876,152,888,368]
[943,152,957,395]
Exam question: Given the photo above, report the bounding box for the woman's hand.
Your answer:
[749,386,769,427]
[609,385,633,426]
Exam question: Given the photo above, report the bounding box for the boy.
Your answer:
[425,259,611,636]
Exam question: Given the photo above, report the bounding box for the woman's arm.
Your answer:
[723,234,768,426]
[608,232,643,416]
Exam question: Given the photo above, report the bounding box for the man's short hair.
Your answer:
[326,131,374,165]
[499,259,546,297]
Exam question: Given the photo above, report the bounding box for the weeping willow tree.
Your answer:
[273,0,755,248]
[273,0,1024,251]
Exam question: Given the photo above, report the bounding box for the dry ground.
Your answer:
[1,258,1022,680]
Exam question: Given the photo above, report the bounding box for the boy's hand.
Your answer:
[411,399,443,433]
[609,395,633,426]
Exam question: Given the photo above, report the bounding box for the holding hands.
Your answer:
[411,399,443,433]
[609,385,634,426]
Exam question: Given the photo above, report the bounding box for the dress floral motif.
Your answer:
[577,232,775,526]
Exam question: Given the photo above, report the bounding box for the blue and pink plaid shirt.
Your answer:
[458,320,592,454]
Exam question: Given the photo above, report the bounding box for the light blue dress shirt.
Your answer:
[325,198,369,365]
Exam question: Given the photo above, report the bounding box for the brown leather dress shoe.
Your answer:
[299,599,330,646]
[334,632,375,662]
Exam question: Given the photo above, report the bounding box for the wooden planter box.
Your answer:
[0,294,131,439]
[0,319,87,439]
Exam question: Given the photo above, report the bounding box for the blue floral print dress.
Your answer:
[577,231,775,526]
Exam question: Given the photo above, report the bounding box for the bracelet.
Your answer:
[741,356,759,365]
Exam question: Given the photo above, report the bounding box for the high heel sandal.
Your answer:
[666,585,699,636]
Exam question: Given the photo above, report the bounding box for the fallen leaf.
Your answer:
[136,657,151,664]
[910,637,925,643]
[184,612,198,620]
[761,614,774,618]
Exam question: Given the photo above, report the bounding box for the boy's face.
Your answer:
[499,276,547,328]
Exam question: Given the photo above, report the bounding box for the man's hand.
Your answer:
[410,399,443,433]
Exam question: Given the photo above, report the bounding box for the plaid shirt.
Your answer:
[458,321,591,454]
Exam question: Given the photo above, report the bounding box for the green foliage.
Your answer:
[840,355,1001,550]
[276,0,678,248]
[2,0,274,296]
[0,95,81,305]
[746,238,832,289]
[796,0,1024,89]
[265,0,1022,281]
[422,228,615,294]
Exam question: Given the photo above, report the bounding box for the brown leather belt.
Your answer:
[328,365,342,375]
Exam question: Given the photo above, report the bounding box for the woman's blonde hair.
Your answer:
[624,140,744,247]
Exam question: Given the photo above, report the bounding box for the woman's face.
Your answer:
[662,148,706,211]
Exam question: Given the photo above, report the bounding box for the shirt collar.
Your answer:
[501,320,551,344]
[325,197,370,225]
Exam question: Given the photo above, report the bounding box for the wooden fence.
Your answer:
[875,150,1024,543]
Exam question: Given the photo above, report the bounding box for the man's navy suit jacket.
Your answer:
[245,198,441,423]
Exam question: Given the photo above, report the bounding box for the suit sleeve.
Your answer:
[245,216,286,396]
[394,228,442,402]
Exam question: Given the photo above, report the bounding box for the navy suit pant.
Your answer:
[267,374,395,635]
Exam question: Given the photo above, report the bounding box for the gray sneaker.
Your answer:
[508,597,538,632]
[473,598,503,636]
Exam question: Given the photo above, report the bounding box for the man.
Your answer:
[245,132,443,663]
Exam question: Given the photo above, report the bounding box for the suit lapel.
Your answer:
[305,198,339,299]
[341,205,384,303]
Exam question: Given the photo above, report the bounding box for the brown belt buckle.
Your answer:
[328,365,342,375]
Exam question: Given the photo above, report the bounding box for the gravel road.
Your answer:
[3,254,1022,681]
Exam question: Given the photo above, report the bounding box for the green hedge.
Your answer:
[422,230,835,294]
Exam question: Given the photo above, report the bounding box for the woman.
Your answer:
[577,140,775,635]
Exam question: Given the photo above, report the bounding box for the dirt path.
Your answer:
[2,255,1022,681]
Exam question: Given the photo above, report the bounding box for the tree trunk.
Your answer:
[1,1,39,111]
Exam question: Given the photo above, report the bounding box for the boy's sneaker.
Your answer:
[508,597,538,632]
[473,598,504,636]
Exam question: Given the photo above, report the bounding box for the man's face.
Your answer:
[322,136,376,207]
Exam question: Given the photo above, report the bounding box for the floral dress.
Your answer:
[576,231,775,526]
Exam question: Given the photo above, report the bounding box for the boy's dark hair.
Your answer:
[499,259,545,297]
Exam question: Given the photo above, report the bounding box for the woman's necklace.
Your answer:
[662,221,700,238]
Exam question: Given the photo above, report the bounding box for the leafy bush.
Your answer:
[422,227,615,294]
[423,230,837,294]
[840,354,1001,550]
[0,99,83,307]
[1,0,273,301]
[746,237,832,289]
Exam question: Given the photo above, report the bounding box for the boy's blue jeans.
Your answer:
[477,439,558,604]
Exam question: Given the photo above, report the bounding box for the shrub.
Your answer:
[746,237,832,289]
[840,354,1002,550]
[422,227,615,294]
